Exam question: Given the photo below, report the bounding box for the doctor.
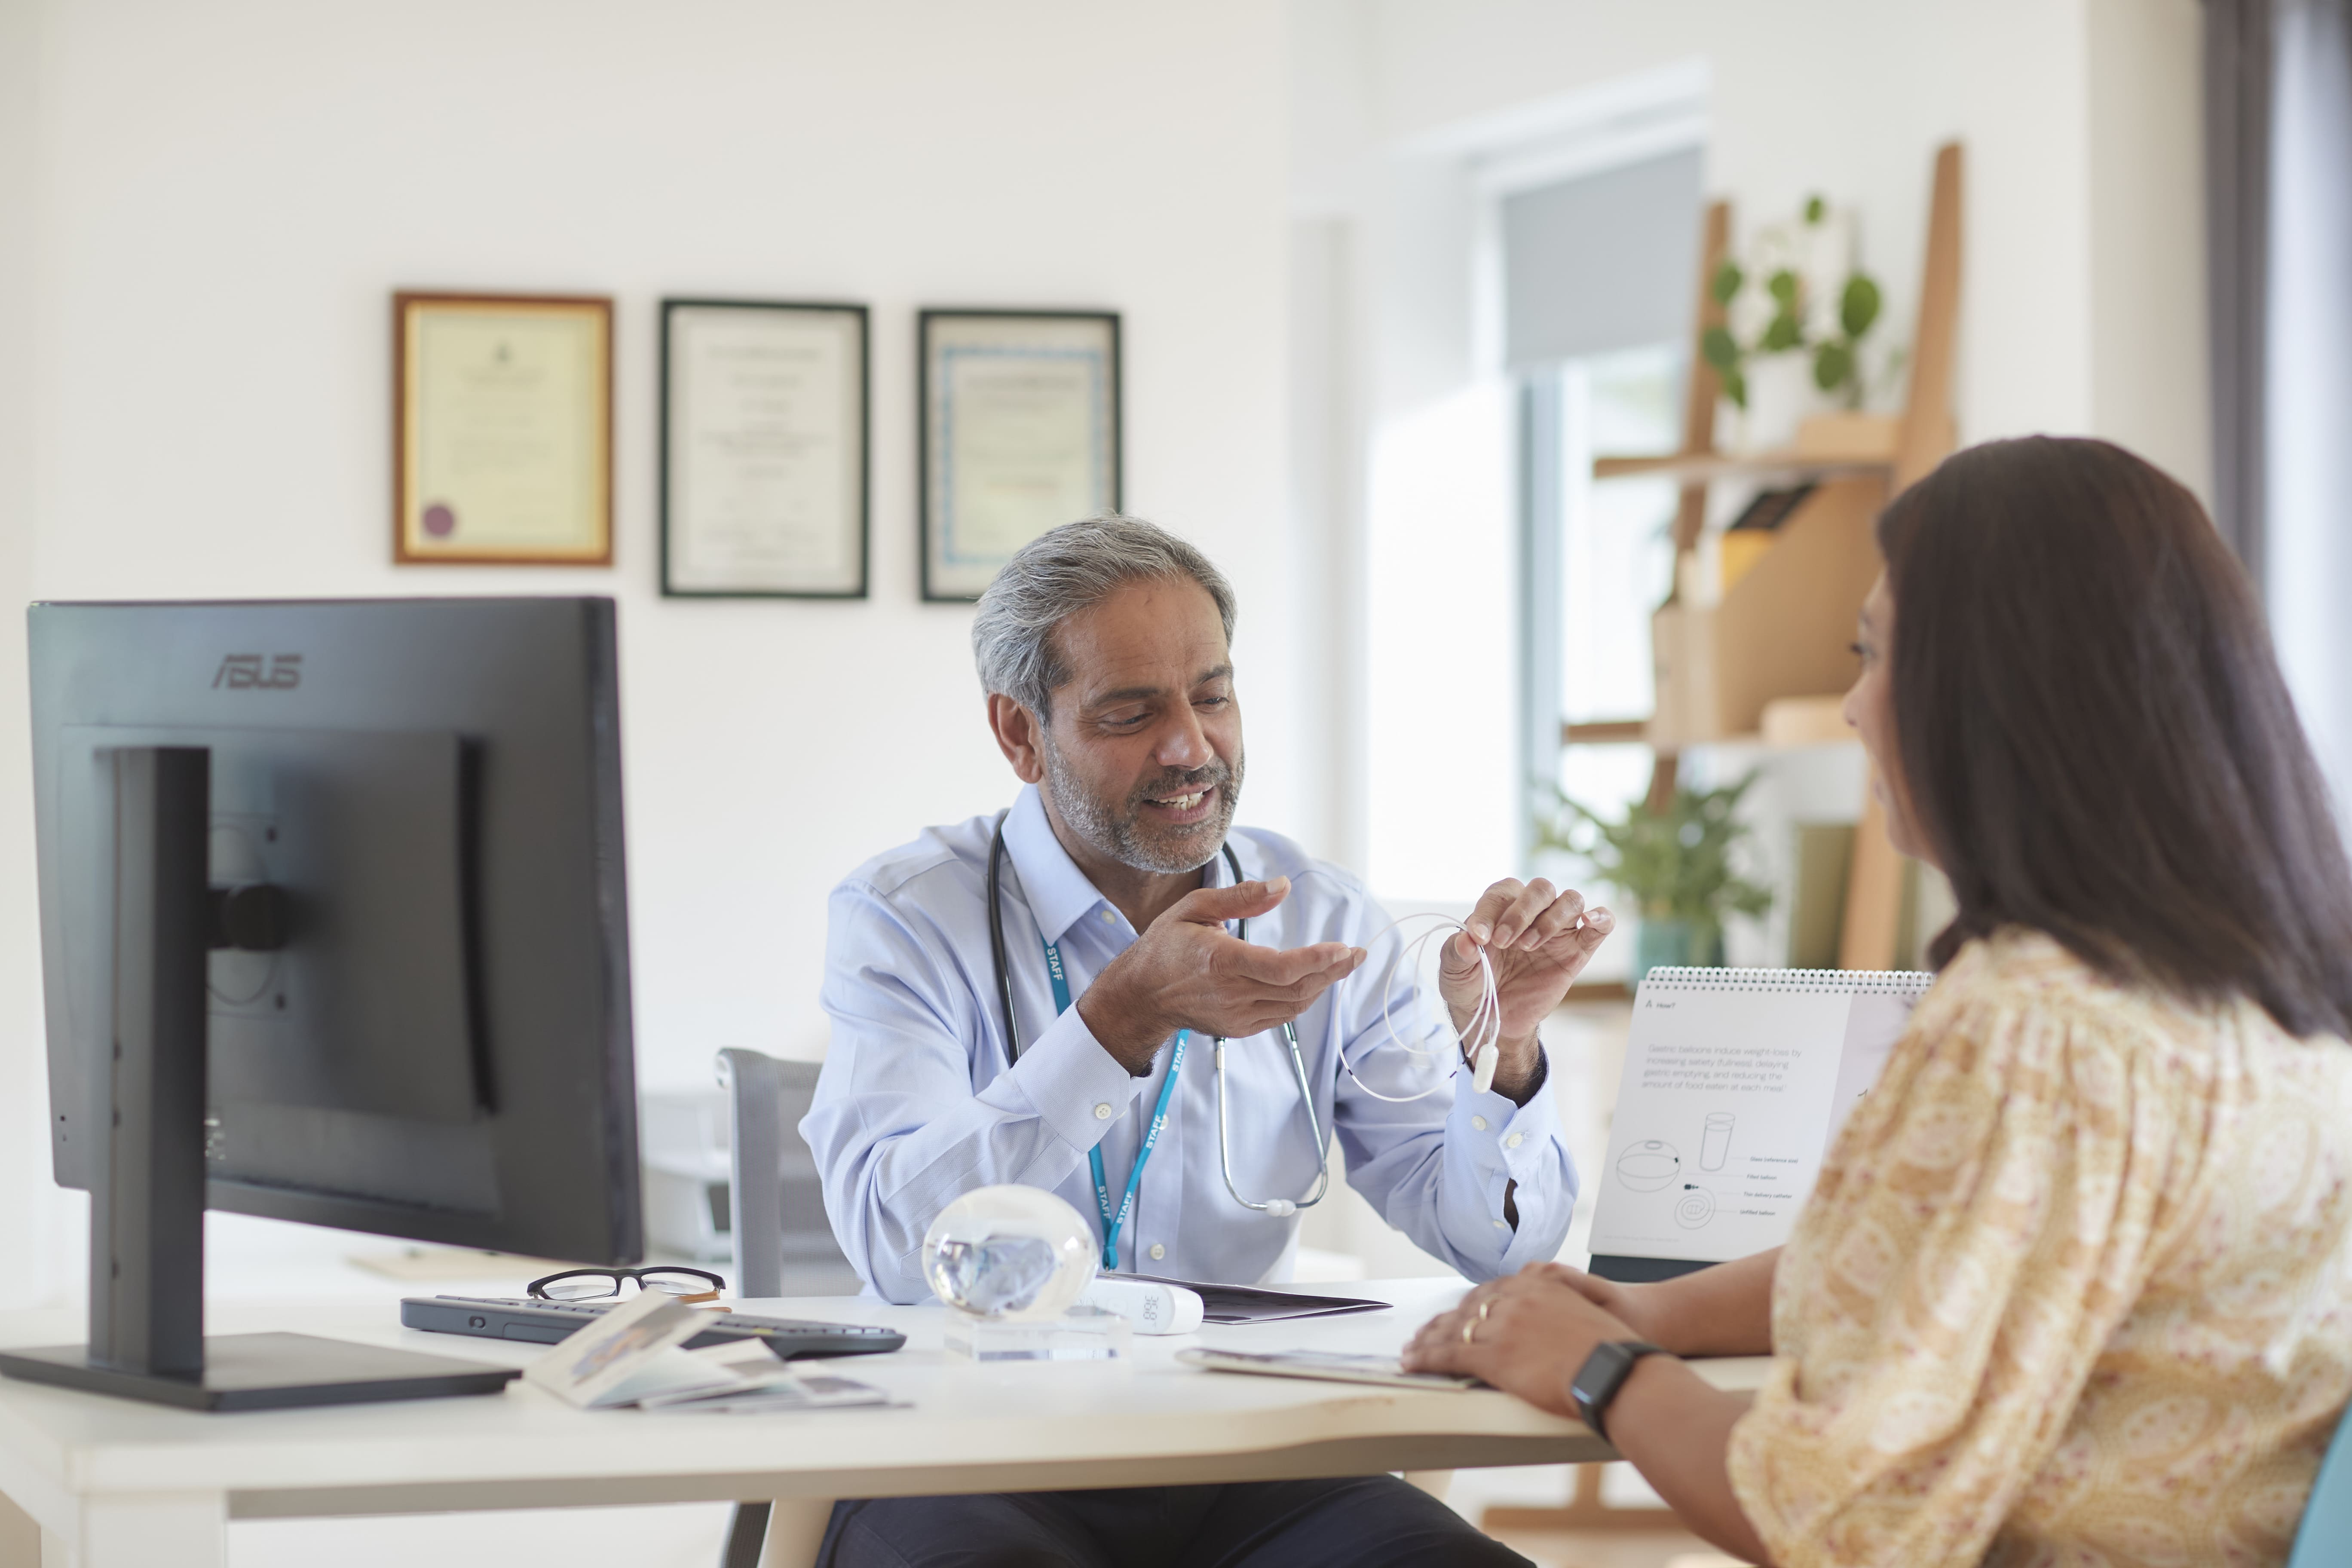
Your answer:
[804,514,1613,1568]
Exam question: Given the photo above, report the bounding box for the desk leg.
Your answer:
[756,1497,835,1568]
[46,1493,224,1568]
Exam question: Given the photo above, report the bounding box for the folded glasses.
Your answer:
[525,1265,726,1304]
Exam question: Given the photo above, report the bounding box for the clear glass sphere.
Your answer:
[921,1184,1099,1321]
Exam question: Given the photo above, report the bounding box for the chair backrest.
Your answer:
[713,1048,860,1299]
[2289,1400,2352,1568]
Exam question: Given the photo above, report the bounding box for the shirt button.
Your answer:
[1093,1103,1113,1120]
[1471,1115,1488,1132]
[1149,1243,1166,1261]
[1101,910,1116,923]
[1506,1133,1524,1150]
[1491,1219,1510,1230]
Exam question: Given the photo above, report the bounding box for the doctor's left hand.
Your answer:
[1439,879,1612,1099]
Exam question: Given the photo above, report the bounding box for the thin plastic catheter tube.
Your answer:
[1334,913,1514,1103]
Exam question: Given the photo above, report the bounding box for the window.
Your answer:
[1498,143,1700,897]
[1521,349,1681,959]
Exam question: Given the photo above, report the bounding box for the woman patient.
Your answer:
[1405,436,2352,1566]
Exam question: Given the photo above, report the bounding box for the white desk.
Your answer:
[0,1280,1769,1568]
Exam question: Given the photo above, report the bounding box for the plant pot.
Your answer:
[1632,919,1727,986]
[1725,352,1825,453]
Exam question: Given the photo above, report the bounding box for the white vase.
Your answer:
[1730,352,1822,453]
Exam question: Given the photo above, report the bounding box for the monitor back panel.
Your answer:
[29,597,641,1264]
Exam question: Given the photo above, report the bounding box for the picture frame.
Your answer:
[660,299,870,599]
[393,292,613,566]
[919,309,1121,602]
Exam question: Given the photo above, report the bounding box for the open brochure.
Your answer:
[1587,966,1932,1272]
[520,1291,893,1412]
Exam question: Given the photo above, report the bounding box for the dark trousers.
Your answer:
[817,1478,1532,1568]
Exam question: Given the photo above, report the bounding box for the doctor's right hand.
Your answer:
[1077,878,1366,1075]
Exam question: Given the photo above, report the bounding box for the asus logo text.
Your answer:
[213,653,303,690]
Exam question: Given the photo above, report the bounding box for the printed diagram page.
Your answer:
[1588,971,1928,1265]
[1825,991,1919,1147]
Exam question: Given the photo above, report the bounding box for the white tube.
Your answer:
[1076,1277,1205,1334]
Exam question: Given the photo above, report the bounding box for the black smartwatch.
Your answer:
[1568,1339,1669,1442]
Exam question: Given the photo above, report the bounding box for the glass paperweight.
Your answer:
[923,1185,1123,1360]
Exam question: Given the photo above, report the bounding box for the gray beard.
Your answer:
[1039,738,1245,876]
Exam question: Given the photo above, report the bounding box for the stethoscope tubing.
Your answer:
[986,811,1329,1216]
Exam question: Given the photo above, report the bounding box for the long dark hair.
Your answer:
[1879,435,2352,1038]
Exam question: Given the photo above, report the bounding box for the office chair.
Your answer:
[714,1048,860,1298]
[714,1047,861,1568]
[2289,1400,2352,1568]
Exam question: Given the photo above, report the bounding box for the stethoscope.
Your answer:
[986,814,1331,1222]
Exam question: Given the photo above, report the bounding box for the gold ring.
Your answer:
[1460,1319,1476,1344]
[1477,1300,1492,1322]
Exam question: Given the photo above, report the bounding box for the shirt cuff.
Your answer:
[1451,1046,1561,1187]
[1003,1004,1150,1153]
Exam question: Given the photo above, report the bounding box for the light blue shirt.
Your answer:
[803,784,1578,1303]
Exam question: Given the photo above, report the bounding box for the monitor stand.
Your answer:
[0,747,518,1412]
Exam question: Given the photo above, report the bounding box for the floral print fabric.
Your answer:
[1726,930,2352,1567]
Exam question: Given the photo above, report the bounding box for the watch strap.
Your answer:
[1568,1338,1668,1443]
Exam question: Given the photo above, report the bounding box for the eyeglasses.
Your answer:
[526,1266,726,1304]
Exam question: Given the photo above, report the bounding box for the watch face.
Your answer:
[1571,1341,1658,1438]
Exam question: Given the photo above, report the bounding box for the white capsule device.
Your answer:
[1076,1277,1206,1335]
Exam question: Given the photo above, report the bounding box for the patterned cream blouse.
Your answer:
[1726,929,2352,1567]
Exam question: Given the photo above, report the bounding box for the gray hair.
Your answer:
[971,514,1238,715]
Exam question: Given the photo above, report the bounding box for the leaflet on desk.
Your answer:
[1587,967,1933,1265]
[520,1291,892,1412]
[522,1290,710,1407]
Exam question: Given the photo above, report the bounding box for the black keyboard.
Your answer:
[400,1295,906,1359]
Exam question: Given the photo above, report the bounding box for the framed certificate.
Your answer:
[394,292,613,565]
[919,309,1121,601]
[660,300,869,598]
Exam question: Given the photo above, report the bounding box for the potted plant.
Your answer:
[1538,773,1773,983]
[1701,195,1892,450]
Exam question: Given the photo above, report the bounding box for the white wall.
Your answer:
[1289,0,2211,903]
[3,0,1296,1305]
[0,0,47,1309]
[2088,0,2212,501]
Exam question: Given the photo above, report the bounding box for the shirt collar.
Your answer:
[999,782,1238,945]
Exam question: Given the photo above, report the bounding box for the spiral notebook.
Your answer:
[1588,966,1935,1283]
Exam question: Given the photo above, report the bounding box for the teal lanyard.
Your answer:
[1042,934,1187,1272]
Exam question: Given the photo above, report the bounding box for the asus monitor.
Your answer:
[4,597,640,1410]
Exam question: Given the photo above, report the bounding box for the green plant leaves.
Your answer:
[1812,339,1854,392]
[1538,772,1773,932]
[1700,325,1740,374]
[1840,274,1881,338]
[1703,203,1890,420]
